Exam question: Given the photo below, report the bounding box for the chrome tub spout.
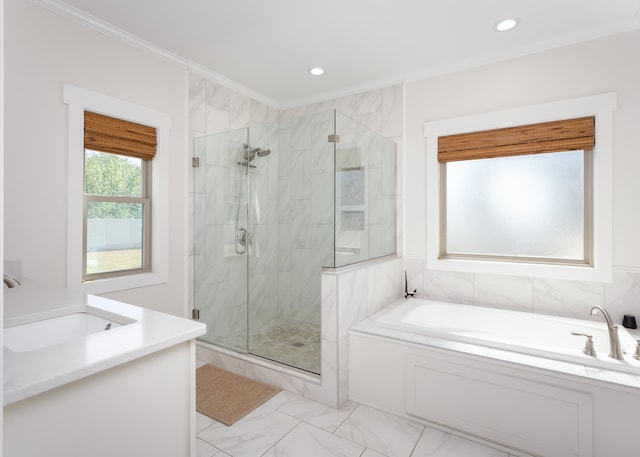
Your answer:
[590,305,623,360]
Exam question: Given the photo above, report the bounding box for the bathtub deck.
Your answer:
[349,306,640,457]
[354,300,640,390]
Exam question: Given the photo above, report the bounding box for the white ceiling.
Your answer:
[54,0,640,108]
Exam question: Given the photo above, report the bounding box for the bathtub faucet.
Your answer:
[590,305,623,360]
[404,272,416,299]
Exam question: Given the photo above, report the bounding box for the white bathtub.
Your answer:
[375,298,640,374]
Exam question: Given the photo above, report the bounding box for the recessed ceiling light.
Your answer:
[309,67,325,76]
[495,18,519,32]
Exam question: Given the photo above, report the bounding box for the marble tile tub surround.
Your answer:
[403,256,640,325]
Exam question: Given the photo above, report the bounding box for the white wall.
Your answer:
[3,0,188,316]
[1,0,5,447]
[403,30,640,322]
[4,0,187,315]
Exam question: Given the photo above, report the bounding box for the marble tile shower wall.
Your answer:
[276,109,332,326]
[275,87,403,326]
[403,256,640,326]
[189,72,404,340]
[280,85,404,260]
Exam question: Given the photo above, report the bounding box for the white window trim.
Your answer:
[64,83,171,293]
[425,92,616,282]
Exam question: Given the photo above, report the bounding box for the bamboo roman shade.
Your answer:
[438,116,595,163]
[84,111,157,160]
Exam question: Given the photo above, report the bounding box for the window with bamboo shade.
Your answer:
[439,116,595,266]
[82,111,155,281]
[64,83,173,293]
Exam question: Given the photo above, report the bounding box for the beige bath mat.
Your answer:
[196,364,281,426]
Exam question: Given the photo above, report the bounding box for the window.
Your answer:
[444,149,591,261]
[64,84,171,293]
[83,112,155,281]
[84,150,151,279]
[440,117,593,266]
[425,93,616,282]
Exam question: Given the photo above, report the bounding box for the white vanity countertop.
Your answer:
[3,280,206,405]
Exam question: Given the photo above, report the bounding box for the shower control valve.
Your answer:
[235,227,251,255]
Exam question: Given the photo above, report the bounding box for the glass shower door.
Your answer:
[193,128,249,353]
[245,118,324,374]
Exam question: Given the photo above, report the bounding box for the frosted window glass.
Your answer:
[445,150,585,260]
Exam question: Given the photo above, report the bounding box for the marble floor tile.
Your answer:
[197,437,228,457]
[198,405,298,457]
[197,411,216,433]
[195,368,512,457]
[263,390,295,410]
[412,427,509,457]
[277,395,358,432]
[361,449,389,457]
[335,405,424,457]
[263,422,365,457]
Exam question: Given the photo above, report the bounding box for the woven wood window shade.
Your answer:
[84,111,157,160]
[438,116,595,163]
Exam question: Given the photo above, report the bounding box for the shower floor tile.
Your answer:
[216,320,321,374]
[249,320,321,374]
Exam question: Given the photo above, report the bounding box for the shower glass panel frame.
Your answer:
[193,110,396,375]
[333,111,397,268]
[193,127,250,354]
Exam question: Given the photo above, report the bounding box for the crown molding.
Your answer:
[28,0,640,112]
[282,17,640,109]
[30,0,186,66]
[29,0,281,109]
[401,18,640,87]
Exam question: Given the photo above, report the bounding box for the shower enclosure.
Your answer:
[193,110,396,374]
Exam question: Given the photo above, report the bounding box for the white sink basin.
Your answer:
[4,311,134,352]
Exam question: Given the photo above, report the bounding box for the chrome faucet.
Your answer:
[3,274,21,288]
[590,305,623,360]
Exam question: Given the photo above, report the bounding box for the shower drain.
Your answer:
[291,342,305,348]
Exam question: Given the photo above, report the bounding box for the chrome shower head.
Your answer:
[238,144,271,168]
[243,145,271,162]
